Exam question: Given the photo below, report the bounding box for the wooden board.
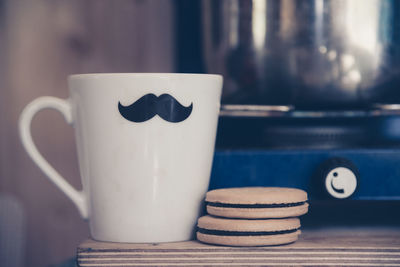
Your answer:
[77,227,400,266]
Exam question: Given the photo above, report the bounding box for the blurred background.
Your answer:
[0,1,178,266]
[1,0,400,266]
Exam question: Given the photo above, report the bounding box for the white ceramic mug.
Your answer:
[19,73,223,243]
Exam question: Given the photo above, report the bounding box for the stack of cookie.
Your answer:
[196,187,309,246]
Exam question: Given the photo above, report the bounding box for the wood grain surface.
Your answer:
[77,227,400,266]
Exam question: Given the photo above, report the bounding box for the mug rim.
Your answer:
[69,73,222,80]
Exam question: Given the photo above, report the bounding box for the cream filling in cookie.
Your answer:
[197,227,300,236]
[205,201,307,208]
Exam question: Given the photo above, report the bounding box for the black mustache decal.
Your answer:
[118,93,193,123]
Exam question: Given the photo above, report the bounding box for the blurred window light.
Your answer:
[252,0,266,49]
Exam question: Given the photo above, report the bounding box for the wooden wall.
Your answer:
[0,1,175,266]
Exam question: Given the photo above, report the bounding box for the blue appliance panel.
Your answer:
[210,149,400,200]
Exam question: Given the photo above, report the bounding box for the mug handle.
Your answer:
[19,96,88,219]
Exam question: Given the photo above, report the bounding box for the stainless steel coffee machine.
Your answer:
[202,0,400,109]
[178,0,400,200]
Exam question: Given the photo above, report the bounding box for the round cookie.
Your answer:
[197,215,301,246]
[206,187,308,219]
